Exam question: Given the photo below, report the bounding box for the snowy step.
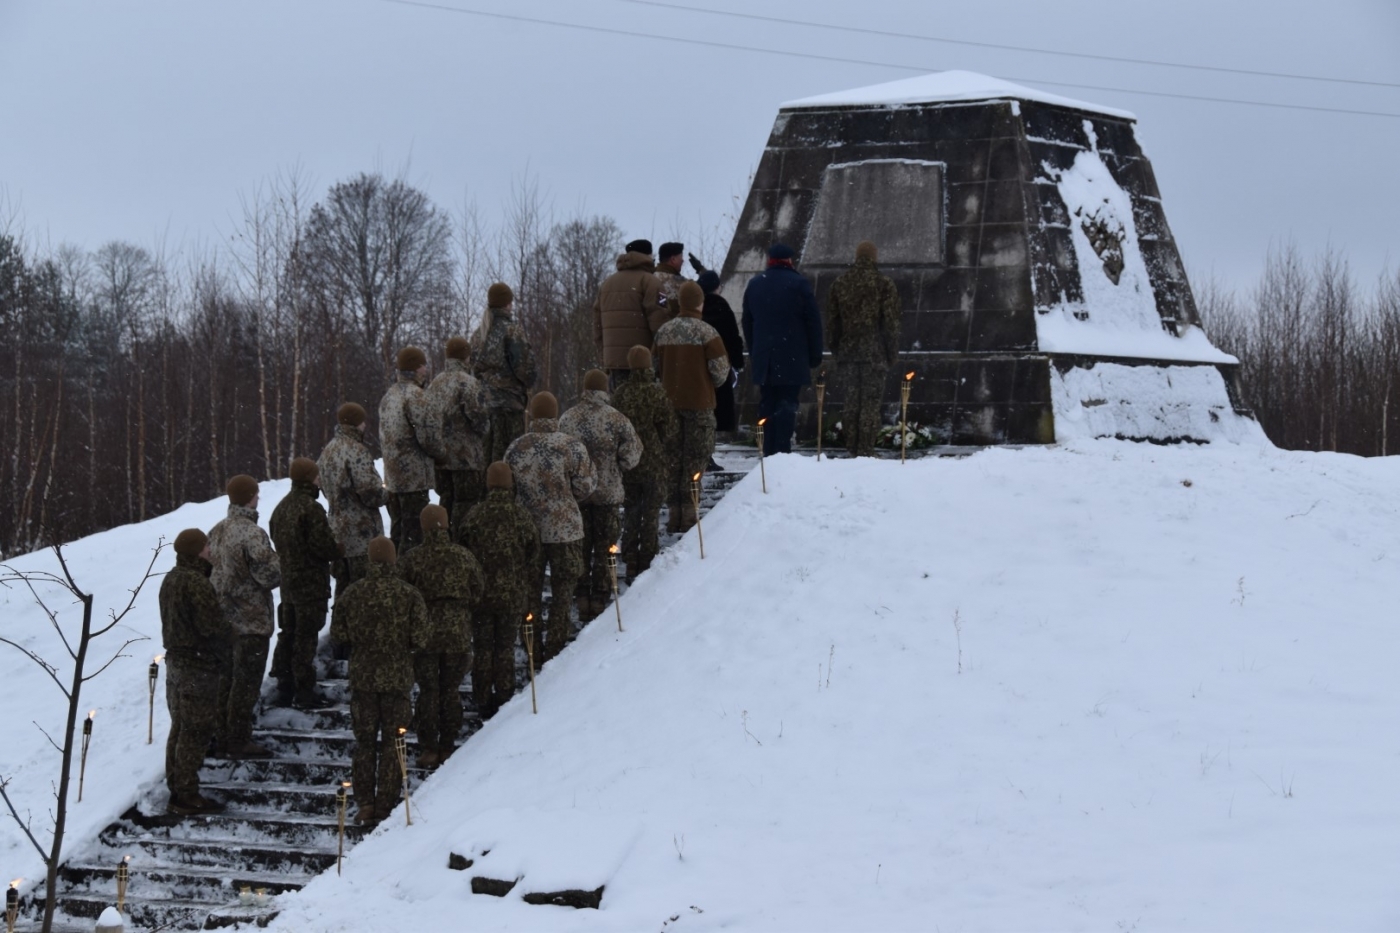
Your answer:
[201,755,383,786]
[245,722,480,760]
[104,808,370,850]
[90,835,339,875]
[55,860,306,902]
[198,780,367,817]
[37,891,260,929]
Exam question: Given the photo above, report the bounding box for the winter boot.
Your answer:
[354,803,378,826]
[228,740,273,760]
[293,689,334,710]
[193,793,226,813]
[167,792,207,816]
[416,749,441,770]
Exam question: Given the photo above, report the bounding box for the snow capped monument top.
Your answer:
[781,70,1136,119]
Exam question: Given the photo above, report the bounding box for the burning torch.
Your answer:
[606,545,623,632]
[815,370,826,461]
[755,418,768,494]
[690,472,705,559]
[900,371,914,464]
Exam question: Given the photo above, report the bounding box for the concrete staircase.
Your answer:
[17,469,750,931]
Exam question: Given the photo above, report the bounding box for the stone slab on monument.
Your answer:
[719,70,1263,445]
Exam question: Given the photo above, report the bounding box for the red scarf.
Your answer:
[767,258,794,269]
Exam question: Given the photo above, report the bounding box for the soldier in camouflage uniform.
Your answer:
[208,475,281,759]
[159,528,229,815]
[504,392,596,662]
[826,241,902,457]
[560,369,642,619]
[380,346,442,556]
[611,346,675,582]
[330,536,430,825]
[398,505,484,768]
[654,242,689,309]
[654,282,730,532]
[317,402,389,597]
[472,283,537,464]
[269,457,342,708]
[427,336,488,536]
[459,462,539,719]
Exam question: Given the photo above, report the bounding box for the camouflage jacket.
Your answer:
[317,425,389,558]
[459,489,540,614]
[329,563,430,695]
[426,359,488,472]
[268,481,341,605]
[559,390,643,506]
[611,366,676,483]
[380,374,441,492]
[472,308,536,412]
[397,527,485,654]
[503,418,597,544]
[208,503,281,638]
[159,553,229,670]
[654,267,689,309]
[826,257,902,367]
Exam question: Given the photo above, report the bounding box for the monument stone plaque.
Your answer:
[803,159,945,267]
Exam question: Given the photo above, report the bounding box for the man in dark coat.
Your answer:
[159,528,229,815]
[741,243,824,455]
[697,270,745,438]
[269,457,342,708]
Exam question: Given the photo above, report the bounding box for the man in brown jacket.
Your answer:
[593,238,671,381]
[654,282,730,532]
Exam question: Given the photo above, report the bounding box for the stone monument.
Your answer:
[719,71,1262,445]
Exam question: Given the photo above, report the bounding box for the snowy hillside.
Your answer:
[244,443,1398,933]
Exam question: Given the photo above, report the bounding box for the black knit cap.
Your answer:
[625,239,653,256]
[697,270,720,294]
[658,242,684,261]
[768,242,795,261]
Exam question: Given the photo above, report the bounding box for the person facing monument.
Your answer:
[379,346,442,555]
[741,243,824,455]
[593,238,671,382]
[825,240,902,457]
[654,241,689,309]
[472,283,537,464]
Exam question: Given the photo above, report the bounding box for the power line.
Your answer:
[620,0,1400,90]
[378,0,1400,119]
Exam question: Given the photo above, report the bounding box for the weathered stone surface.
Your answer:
[803,160,945,267]
[520,886,605,910]
[471,876,518,897]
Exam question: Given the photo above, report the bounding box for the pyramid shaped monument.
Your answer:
[719,71,1261,444]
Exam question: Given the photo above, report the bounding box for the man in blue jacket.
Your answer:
[741,243,824,455]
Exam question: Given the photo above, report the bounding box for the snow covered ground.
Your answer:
[4,440,1398,930]
[256,442,1393,932]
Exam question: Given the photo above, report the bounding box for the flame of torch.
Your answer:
[609,544,619,555]
[758,418,767,426]
[88,710,96,720]
[905,371,915,381]
[8,879,19,889]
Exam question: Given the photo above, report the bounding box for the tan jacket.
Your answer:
[592,252,671,370]
[317,425,388,557]
[426,359,487,471]
[208,503,281,638]
[503,418,597,544]
[379,374,440,493]
[559,390,643,506]
[654,310,730,412]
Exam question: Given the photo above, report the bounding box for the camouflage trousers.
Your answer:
[668,409,716,529]
[472,607,520,715]
[530,540,582,662]
[332,555,369,662]
[270,601,326,702]
[413,651,471,755]
[839,361,889,457]
[223,633,270,748]
[485,409,527,466]
[164,660,219,797]
[621,477,664,581]
[387,490,431,556]
[435,467,486,538]
[578,502,622,599]
[350,690,412,818]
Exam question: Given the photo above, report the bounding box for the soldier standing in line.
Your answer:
[159,528,229,815]
[380,346,441,555]
[654,282,730,532]
[427,335,488,536]
[459,462,539,720]
[593,239,670,385]
[826,241,902,457]
[611,346,675,583]
[653,241,689,308]
[397,504,484,769]
[504,391,596,662]
[208,475,281,760]
[560,369,642,620]
[330,536,429,826]
[473,283,537,465]
[269,457,342,709]
[318,402,389,597]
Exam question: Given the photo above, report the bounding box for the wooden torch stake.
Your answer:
[147,657,160,745]
[394,728,412,826]
[115,857,130,915]
[336,782,350,875]
[78,712,93,803]
[815,371,826,462]
[691,472,705,559]
[607,547,623,632]
[756,419,767,493]
[900,371,914,464]
[523,614,538,714]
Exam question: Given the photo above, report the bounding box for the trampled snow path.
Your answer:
[265,443,1399,932]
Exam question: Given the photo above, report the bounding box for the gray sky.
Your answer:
[1,0,1397,294]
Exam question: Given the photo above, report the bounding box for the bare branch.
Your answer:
[31,720,62,754]
[92,538,166,637]
[0,635,70,697]
[82,636,149,682]
[0,776,51,864]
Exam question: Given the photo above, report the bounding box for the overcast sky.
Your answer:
[1,0,1397,295]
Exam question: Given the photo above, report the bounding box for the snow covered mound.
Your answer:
[1052,363,1266,444]
[270,445,1399,932]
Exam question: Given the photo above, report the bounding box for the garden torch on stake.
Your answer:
[336,782,350,875]
[607,545,623,632]
[78,710,94,802]
[815,370,826,461]
[690,473,706,559]
[756,419,768,493]
[147,655,162,744]
[900,371,915,464]
[394,728,412,826]
[523,614,538,714]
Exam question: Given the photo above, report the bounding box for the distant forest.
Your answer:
[0,170,1395,556]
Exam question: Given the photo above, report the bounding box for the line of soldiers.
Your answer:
[157,238,900,823]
